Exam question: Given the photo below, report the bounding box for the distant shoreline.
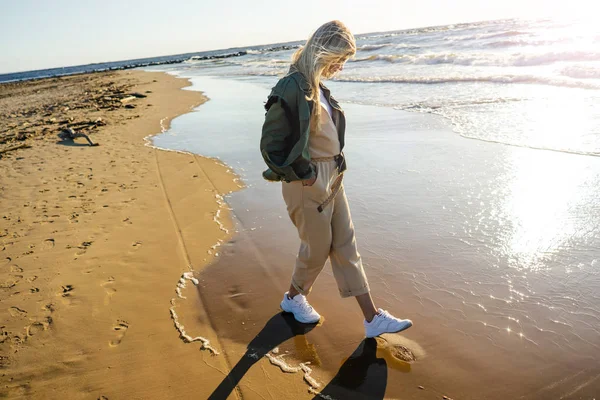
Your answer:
[0,44,301,84]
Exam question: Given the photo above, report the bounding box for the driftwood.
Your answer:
[0,143,31,154]
[0,133,17,145]
[0,132,31,145]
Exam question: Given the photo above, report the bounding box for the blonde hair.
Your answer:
[290,20,356,126]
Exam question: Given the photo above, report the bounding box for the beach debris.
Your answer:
[120,96,137,103]
[0,132,32,145]
[0,73,140,149]
[0,143,31,155]
[57,127,99,146]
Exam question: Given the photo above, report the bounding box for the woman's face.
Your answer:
[323,58,348,78]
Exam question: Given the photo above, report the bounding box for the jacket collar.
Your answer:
[287,68,343,112]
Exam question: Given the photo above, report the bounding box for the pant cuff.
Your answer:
[291,279,312,296]
[339,284,370,298]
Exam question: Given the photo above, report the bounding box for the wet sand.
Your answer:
[154,75,600,399]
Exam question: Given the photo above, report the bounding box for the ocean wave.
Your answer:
[395,43,420,49]
[445,30,529,42]
[348,51,600,67]
[393,99,600,158]
[357,43,393,51]
[333,74,600,90]
[487,39,562,48]
[560,65,600,79]
[398,97,524,111]
[234,70,281,77]
[351,54,398,63]
[359,32,401,40]
[511,51,600,66]
[241,60,288,70]
[358,25,451,40]
[454,135,600,157]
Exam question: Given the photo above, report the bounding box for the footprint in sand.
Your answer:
[1,327,9,344]
[68,212,79,223]
[109,320,129,347]
[75,241,93,257]
[0,279,19,289]
[10,265,23,273]
[0,355,10,368]
[42,238,55,250]
[26,320,49,337]
[2,266,23,289]
[388,344,417,362]
[60,285,75,304]
[101,277,116,305]
[377,335,424,363]
[61,284,74,296]
[3,383,31,397]
[9,307,27,318]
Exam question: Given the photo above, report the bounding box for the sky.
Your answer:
[0,0,596,74]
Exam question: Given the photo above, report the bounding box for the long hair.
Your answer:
[290,20,356,126]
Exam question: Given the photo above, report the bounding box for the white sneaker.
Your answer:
[280,292,321,324]
[364,309,412,338]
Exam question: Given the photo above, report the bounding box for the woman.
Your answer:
[260,21,412,338]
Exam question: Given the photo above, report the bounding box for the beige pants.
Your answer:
[282,160,370,298]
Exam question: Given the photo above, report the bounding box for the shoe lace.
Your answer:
[378,309,392,320]
[296,296,314,314]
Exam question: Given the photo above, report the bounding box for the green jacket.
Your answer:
[260,71,347,182]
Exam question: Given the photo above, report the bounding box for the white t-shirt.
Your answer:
[319,88,333,118]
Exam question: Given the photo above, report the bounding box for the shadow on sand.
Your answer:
[208,312,412,399]
[55,140,99,147]
[208,312,317,399]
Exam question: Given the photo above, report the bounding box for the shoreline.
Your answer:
[0,70,246,399]
[4,68,599,399]
[147,73,600,399]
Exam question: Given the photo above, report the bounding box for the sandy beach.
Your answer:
[3,68,599,400]
[0,71,255,399]
[0,70,408,400]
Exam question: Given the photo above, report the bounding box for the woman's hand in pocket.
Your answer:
[302,175,317,187]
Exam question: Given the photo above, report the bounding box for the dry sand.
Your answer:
[0,71,326,399]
